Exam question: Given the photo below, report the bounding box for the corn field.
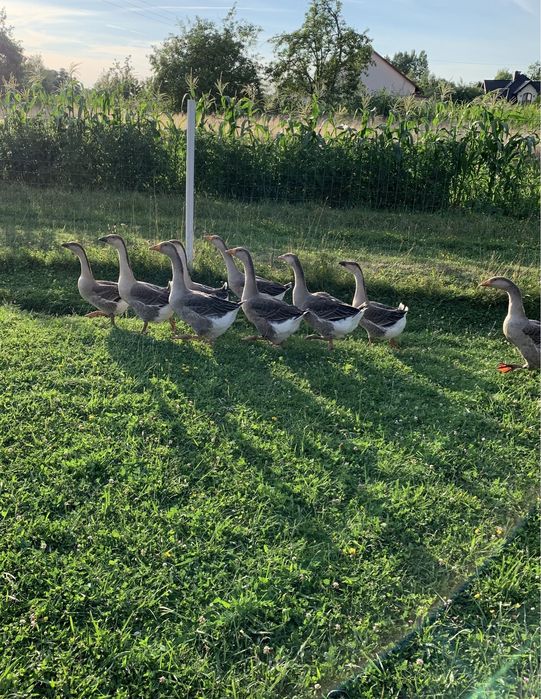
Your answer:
[0,82,539,217]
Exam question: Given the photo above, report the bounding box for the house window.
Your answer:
[520,92,533,103]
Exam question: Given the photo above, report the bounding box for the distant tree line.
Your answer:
[1,2,540,110]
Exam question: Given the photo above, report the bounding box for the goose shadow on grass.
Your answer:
[103,323,523,693]
[273,328,537,510]
[104,325,448,582]
[102,318,531,581]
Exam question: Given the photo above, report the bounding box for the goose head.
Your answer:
[62,241,85,255]
[479,276,514,290]
[226,246,250,264]
[149,240,180,261]
[204,234,227,251]
[277,252,300,268]
[338,260,362,273]
[98,233,127,250]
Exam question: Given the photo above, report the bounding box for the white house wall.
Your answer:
[361,53,416,96]
[515,84,538,102]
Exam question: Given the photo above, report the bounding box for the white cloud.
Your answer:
[2,1,97,27]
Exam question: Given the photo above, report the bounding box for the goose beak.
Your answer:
[98,236,108,243]
[61,242,72,249]
[479,280,490,287]
[149,243,162,252]
[225,247,238,257]
[203,235,214,241]
[338,261,348,267]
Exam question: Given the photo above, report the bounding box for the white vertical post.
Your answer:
[185,99,196,269]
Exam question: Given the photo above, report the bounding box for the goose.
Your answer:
[226,246,305,346]
[339,260,408,348]
[278,253,364,350]
[170,239,228,298]
[204,234,291,300]
[150,240,241,343]
[98,234,176,335]
[479,276,540,372]
[61,242,128,325]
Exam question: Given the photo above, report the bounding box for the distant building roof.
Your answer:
[483,71,540,101]
[483,79,509,92]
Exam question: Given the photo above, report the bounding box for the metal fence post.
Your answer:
[185,99,196,269]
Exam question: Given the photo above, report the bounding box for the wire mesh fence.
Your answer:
[0,86,539,219]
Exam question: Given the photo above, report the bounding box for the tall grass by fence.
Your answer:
[0,84,539,217]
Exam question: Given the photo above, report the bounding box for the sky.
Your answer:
[2,0,540,86]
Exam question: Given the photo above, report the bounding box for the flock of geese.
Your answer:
[61,234,540,372]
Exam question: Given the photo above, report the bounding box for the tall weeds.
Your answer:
[0,83,538,217]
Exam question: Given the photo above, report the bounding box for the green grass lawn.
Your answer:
[0,184,539,698]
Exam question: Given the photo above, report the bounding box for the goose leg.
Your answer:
[389,338,400,349]
[497,362,523,373]
[305,334,325,342]
[173,333,199,342]
[141,321,149,334]
[169,317,177,335]
[110,315,116,327]
[327,338,334,351]
[242,335,263,342]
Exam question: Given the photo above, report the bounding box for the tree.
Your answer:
[451,80,483,103]
[23,54,69,93]
[527,61,541,80]
[94,56,142,98]
[387,49,429,84]
[150,8,262,110]
[267,0,372,107]
[0,8,24,87]
[494,68,512,80]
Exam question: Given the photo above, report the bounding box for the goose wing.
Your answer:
[364,304,407,328]
[248,297,304,322]
[185,293,240,317]
[307,296,362,321]
[255,276,291,297]
[190,281,229,298]
[130,281,170,306]
[523,319,541,346]
[94,280,122,302]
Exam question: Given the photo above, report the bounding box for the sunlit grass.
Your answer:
[0,184,538,697]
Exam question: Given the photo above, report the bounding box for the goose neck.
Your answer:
[74,247,93,280]
[169,249,189,295]
[351,267,368,306]
[240,253,258,300]
[290,258,309,306]
[220,247,244,285]
[506,283,526,318]
[115,240,136,283]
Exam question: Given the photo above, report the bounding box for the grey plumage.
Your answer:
[204,234,291,300]
[61,241,128,323]
[278,253,364,348]
[151,241,240,341]
[98,234,175,333]
[479,276,540,371]
[339,260,408,344]
[228,246,304,345]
